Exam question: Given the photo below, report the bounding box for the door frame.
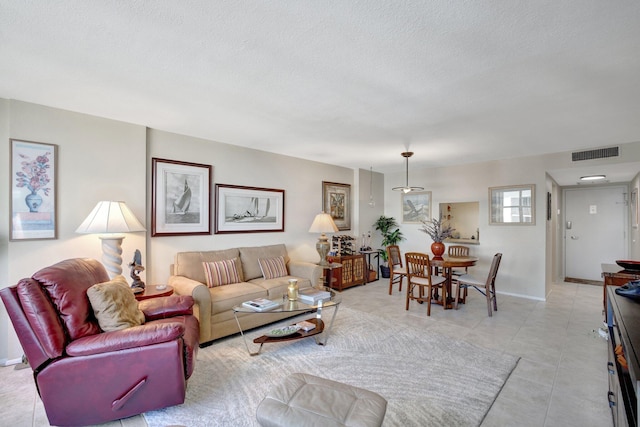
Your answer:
[560,183,630,282]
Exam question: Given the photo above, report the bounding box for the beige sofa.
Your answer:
[168,244,322,346]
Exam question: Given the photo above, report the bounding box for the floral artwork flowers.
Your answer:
[15,152,52,196]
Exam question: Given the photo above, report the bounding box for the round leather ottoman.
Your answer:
[256,372,387,427]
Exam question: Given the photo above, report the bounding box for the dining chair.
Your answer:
[454,253,503,316]
[447,245,470,292]
[405,252,447,316]
[386,245,407,295]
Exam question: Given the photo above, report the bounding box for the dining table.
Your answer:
[430,255,479,309]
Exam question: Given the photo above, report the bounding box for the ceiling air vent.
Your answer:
[572,147,619,161]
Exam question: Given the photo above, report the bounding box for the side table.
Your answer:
[135,285,174,301]
[359,250,379,283]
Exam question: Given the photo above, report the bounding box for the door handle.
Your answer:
[570,236,579,240]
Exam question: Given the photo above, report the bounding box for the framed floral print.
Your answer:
[322,181,351,230]
[152,158,212,236]
[10,139,57,240]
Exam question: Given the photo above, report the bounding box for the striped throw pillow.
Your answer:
[203,258,241,287]
[258,256,288,280]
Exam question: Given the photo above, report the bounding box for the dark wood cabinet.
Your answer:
[326,255,366,291]
[602,264,640,312]
[606,286,640,427]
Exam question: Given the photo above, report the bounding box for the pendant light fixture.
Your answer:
[392,152,424,193]
[368,166,376,207]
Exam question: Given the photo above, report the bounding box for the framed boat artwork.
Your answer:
[152,158,212,236]
[215,184,285,233]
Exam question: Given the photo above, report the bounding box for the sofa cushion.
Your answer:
[87,276,145,332]
[239,244,289,280]
[209,282,267,316]
[34,258,107,340]
[203,258,242,287]
[174,248,243,284]
[258,256,288,280]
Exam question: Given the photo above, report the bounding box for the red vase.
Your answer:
[431,242,445,260]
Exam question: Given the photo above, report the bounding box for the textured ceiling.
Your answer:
[1,1,640,183]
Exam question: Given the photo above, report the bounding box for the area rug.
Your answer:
[144,307,519,426]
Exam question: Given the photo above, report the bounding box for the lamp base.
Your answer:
[99,235,125,279]
[316,234,330,267]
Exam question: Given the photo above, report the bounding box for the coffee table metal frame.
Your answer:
[232,287,341,356]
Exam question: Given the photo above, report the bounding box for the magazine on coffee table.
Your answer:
[241,298,280,312]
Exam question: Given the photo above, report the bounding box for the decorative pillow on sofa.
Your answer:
[203,258,242,287]
[87,275,145,332]
[258,256,288,280]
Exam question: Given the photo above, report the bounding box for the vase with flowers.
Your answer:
[15,152,52,213]
[420,218,455,260]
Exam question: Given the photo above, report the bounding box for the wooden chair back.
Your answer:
[448,245,470,258]
[387,245,403,268]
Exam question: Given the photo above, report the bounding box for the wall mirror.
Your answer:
[489,184,535,225]
[439,201,480,244]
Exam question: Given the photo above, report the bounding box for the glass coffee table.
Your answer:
[232,287,341,356]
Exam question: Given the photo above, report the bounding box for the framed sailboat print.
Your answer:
[215,184,285,233]
[152,158,212,236]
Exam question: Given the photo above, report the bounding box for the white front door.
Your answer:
[564,186,627,281]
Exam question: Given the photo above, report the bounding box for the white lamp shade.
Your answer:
[308,212,338,233]
[76,201,145,234]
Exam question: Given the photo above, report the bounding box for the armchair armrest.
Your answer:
[168,275,212,342]
[288,261,322,286]
[66,322,185,357]
[138,295,194,321]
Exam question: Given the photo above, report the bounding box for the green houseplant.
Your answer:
[373,215,404,278]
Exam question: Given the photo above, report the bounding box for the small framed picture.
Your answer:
[322,181,351,230]
[152,158,212,236]
[10,139,57,240]
[215,184,285,233]
[401,191,432,223]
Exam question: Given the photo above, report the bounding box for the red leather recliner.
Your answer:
[0,258,199,427]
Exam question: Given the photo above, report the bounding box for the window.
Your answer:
[489,185,535,225]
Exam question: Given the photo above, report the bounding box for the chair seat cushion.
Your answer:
[256,373,387,427]
[410,275,446,286]
[392,267,407,275]
[457,274,484,286]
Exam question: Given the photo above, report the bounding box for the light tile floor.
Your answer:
[0,279,613,427]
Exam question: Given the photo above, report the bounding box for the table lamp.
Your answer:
[76,201,146,278]
[309,212,338,266]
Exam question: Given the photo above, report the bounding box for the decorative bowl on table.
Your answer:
[615,260,640,271]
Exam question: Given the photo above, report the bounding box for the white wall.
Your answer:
[146,129,355,285]
[3,98,640,360]
[385,145,640,301]
[0,100,147,360]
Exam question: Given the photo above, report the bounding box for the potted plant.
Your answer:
[420,218,455,260]
[373,215,404,278]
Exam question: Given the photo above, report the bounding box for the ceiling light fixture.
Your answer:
[580,175,607,181]
[392,152,424,193]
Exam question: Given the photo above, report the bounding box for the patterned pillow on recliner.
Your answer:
[87,275,145,332]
